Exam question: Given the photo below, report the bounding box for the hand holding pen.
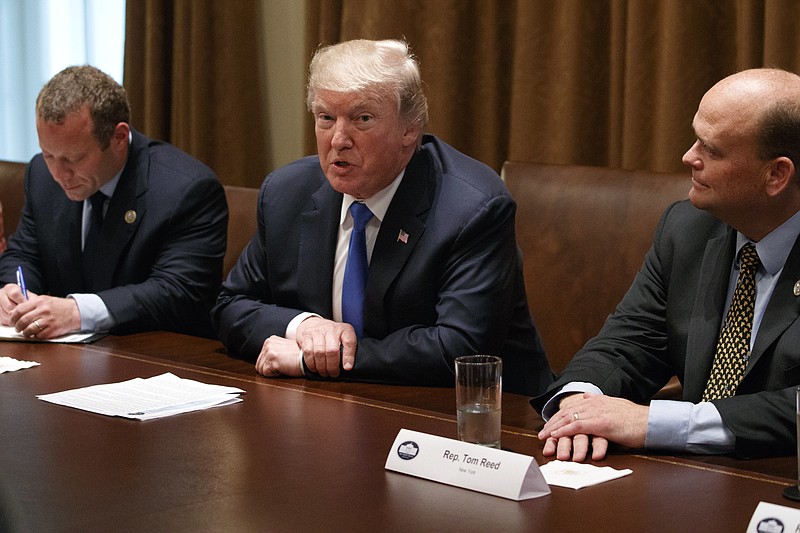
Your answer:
[2,268,80,338]
[16,266,28,301]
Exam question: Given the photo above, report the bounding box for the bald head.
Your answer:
[684,68,800,240]
[707,69,800,165]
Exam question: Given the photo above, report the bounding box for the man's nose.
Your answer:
[331,121,353,149]
[682,141,701,168]
[48,159,73,181]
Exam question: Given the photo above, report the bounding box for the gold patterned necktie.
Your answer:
[702,242,761,401]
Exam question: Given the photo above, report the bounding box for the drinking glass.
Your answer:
[455,355,502,448]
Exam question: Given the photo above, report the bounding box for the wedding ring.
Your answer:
[573,412,579,422]
[34,320,43,331]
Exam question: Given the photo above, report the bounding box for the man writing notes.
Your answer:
[534,68,800,459]
[212,39,553,395]
[0,66,227,339]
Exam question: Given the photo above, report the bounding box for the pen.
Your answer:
[16,266,28,300]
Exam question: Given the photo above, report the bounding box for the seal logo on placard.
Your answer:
[756,517,784,533]
[397,441,419,460]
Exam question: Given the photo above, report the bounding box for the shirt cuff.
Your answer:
[646,400,735,453]
[540,382,603,420]
[286,312,320,340]
[69,293,114,332]
[298,350,305,376]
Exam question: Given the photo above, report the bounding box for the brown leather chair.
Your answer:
[0,160,26,239]
[222,185,259,278]
[503,161,690,398]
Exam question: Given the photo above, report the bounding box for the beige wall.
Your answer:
[260,0,308,173]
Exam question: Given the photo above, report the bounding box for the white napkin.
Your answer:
[0,356,40,374]
[539,460,632,489]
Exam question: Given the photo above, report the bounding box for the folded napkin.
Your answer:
[0,356,40,374]
[540,460,632,489]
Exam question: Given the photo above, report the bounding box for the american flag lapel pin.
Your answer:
[397,229,409,244]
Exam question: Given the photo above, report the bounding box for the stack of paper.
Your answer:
[37,372,245,420]
[0,324,98,343]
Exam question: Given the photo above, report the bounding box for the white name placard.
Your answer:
[747,501,800,532]
[384,428,551,501]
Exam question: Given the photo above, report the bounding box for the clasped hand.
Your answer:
[256,317,357,378]
[537,392,650,462]
[0,283,81,339]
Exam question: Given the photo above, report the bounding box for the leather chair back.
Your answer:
[223,185,259,278]
[503,161,690,374]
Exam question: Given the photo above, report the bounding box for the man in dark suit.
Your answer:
[211,39,553,396]
[534,68,800,459]
[0,65,227,338]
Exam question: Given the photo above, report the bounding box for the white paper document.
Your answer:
[37,372,245,420]
[539,459,632,489]
[0,324,98,343]
[0,356,40,374]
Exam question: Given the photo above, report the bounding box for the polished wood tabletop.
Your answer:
[0,332,797,532]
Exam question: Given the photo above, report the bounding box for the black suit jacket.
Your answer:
[212,135,554,395]
[532,200,800,457]
[0,130,228,337]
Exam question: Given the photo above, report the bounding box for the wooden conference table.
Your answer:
[0,332,797,532]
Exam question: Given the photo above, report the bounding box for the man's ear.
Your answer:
[401,121,421,148]
[111,122,130,148]
[765,156,795,197]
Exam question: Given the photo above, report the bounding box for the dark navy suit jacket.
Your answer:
[212,135,553,395]
[532,200,800,457]
[0,130,228,337]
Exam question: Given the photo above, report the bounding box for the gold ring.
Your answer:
[573,412,579,422]
[34,320,43,331]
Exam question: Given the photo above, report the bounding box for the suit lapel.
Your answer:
[683,228,736,400]
[748,234,800,371]
[364,150,433,336]
[298,183,340,318]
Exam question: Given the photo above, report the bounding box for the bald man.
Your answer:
[534,68,800,460]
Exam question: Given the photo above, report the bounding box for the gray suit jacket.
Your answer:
[212,135,554,395]
[532,200,800,457]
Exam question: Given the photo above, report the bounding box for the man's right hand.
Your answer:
[0,283,26,326]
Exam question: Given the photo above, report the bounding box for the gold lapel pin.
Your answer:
[124,210,137,224]
[793,280,800,297]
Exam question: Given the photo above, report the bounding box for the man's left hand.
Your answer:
[295,316,358,377]
[9,294,81,339]
[538,393,649,461]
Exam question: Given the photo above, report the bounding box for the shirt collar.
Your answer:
[736,208,800,275]
[98,167,123,199]
[339,169,406,226]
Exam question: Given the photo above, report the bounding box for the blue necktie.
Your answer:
[342,202,373,337]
